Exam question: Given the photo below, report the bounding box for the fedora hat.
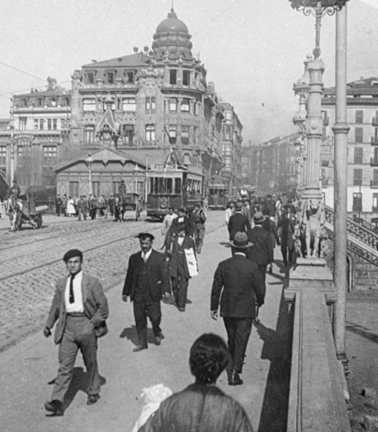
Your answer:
[230,232,253,249]
[253,211,265,224]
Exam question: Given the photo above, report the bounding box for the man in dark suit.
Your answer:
[211,232,265,386]
[247,211,274,282]
[123,233,170,352]
[43,249,109,416]
[171,207,192,237]
[227,201,251,241]
[277,204,297,267]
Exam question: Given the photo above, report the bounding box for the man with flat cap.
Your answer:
[123,233,171,351]
[191,202,206,254]
[43,249,109,416]
[211,232,265,386]
[227,201,251,241]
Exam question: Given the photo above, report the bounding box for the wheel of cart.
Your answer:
[37,213,43,228]
[122,193,140,221]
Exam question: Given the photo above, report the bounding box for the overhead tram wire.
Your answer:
[0,60,46,82]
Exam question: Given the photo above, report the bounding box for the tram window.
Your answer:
[158,178,164,193]
[219,189,225,197]
[153,178,158,194]
[167,178,173,194]
[209,189,214,195]
[175,178,181,194]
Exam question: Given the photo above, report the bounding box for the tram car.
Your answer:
[207,184,228,210]
[147,166,203,220]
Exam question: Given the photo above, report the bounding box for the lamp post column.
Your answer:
[9,97,15,183]
[332,4,350,374]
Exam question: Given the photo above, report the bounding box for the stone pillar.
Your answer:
[70,71,82,146]
[332,5,350,375]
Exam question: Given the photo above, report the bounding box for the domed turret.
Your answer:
[156,8,188,35]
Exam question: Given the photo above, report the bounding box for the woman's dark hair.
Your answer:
[189,333,230,384]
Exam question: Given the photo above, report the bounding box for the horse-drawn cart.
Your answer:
[18,204,47,230]
[7,197,47,231]
[114,193,141,222]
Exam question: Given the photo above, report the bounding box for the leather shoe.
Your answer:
[87,394,100,405]
[228,371,243,386]
[178,307,185,312]
[133,345,148,352]
[44,400,64,416]
[154,333,165,345]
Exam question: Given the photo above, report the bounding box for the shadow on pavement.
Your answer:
[256,288,293,432]
[119,326,157,346]
[346,321,378,344]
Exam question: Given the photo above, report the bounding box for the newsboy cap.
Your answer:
[136,232,155,241]
[178,207,186,213]
[63,249,83,262]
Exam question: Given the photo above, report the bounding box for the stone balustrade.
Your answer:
[285,259,351,432]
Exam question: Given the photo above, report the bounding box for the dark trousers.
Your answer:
[193,226,205,253]
[223,317,253,373]
[171,264,189,309]
[51,315,100,403]
[133,295,162,347]
[257,263,267,283]
[56,204,61,216]
[281,242,294,265]
[78,209,87,221]
[90,208,96,220]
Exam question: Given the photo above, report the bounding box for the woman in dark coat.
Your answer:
[138,333,253,432]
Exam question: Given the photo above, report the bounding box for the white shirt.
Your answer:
[141,249,152,262]
[234,252,246,257]
[65,271,84,313]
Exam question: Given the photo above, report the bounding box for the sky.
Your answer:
[0,0,377,144]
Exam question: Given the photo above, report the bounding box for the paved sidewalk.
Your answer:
[0,221,291,432]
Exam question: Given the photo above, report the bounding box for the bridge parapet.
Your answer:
[285,259,351,431]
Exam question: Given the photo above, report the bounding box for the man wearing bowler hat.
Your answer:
[211,232,265,386]
[43,249,109,415]
[227,201,251,241]
[123,233,170,352]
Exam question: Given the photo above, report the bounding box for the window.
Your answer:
[353,168,362,186]
[92,182,100,196]
[373,193,378,210]
[169,98,177,112]
[122,98,136,112]
[84,125,95,144]
[354,147,363,164]
[34,119,39,130]
[174,178,182,194]
[181,125,189,144]
[145,97,156,112]
[43,146,57,165]
[170,69,177,85]
[47,119,52,130]
[40,119,44,130]
[355,127,363,143]
[356,110,363,124]
[121,125,134,146]
[374,170,378,182]
[183,70,190,86]
[224,125,232,140]
[53,119,57,130]
[353,192,362,211]
[51,98,57,107]
[87,72,94,84]
[181,99,190,112]
[145,125,155,142]
[19,117,27,130]
[69,181,79,198]
[106,72,114,84]
[168,125,177,143]
[126,72,134,83]
[0,146,6,165]
[83,99,96,112]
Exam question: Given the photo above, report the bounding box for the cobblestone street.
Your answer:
[0,213,224,353]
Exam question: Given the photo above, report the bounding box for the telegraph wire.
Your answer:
[0,60,46,82]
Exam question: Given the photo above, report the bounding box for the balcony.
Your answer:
[371,180,378,188]
[371,137,378,146]
[372,117,378,126]
[371,158,378,166]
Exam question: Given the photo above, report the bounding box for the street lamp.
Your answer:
[85,154,94,196]
[134,164,140,194]
[288,0,350,373]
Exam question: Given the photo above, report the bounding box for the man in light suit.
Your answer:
[123,233,171,352]
[43,249,109,416]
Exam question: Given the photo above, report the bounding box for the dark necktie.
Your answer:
[69,274,76,304]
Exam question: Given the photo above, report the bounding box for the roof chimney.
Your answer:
[133,47,138,53]
[92,59,97,63]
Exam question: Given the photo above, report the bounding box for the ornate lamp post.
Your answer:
[85,154,94,196]
[288,0,350,372]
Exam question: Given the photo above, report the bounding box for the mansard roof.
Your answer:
[15,88,71,98]
[82,52,150,69]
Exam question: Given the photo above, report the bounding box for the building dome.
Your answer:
[156,8,189,34]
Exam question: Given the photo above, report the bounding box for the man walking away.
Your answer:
[224,200,235,227]
[227,201,251,241]
[122,233,170,352]
[211,232,265,386]
[247,211,273,282]
[43,249,109,416]
[262,208,280,273]
[55,194,62,216]
[191,202,206,254]
[277,204,297,267]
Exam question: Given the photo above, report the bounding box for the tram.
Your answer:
[147,166,203,220]
[207,183,228,210]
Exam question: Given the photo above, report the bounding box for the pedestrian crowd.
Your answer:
[41,192,298,430]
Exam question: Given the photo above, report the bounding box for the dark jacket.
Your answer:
[277,212,297,248]
[171,216,193,237]
[123,249,170,302]
[166,235,196,279]
[211,254,265,317]
[46,273,109,344]
[227,212,251,241]
[138,383,253,432]
[247,226,274,266]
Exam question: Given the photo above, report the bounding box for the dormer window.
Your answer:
[126,72,134,83]
[87,72,94,84]
[106,72,114,84]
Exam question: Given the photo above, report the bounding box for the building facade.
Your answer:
[322,77,378,222]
